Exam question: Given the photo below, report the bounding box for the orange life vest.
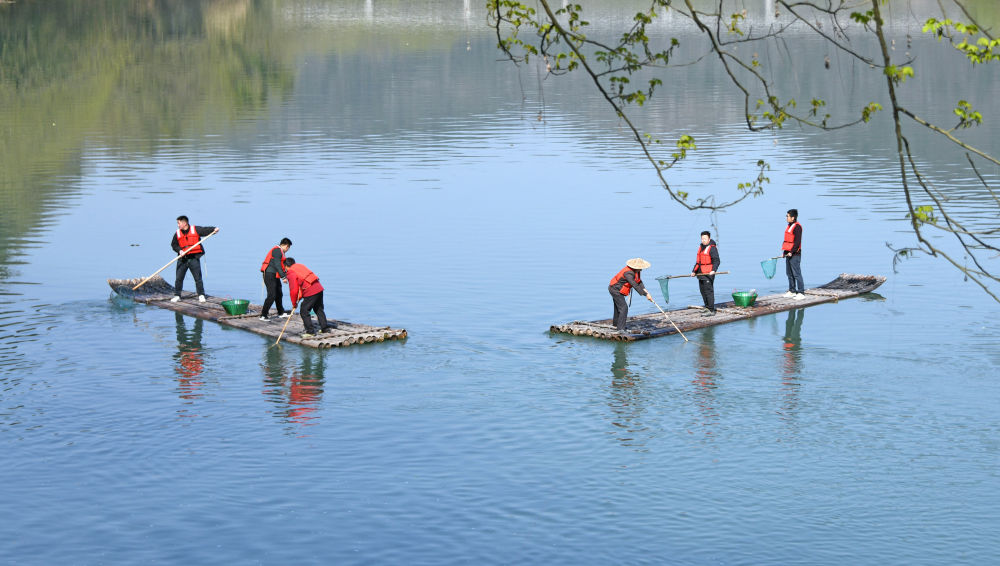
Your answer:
[176,225,203,255]
[782,222,802,252]
[260,246,286,277]
[696,244,716,274]
[609,267,640,296]
[288,263,320,291]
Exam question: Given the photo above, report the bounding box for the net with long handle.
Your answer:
[761,257,779,279]
[655,275,671,303]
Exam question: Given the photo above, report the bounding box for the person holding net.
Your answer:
[692,230,720,316]
[608,258,654,333]
[782,209,805,299]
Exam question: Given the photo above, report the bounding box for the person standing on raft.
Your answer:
[782,209,805,299]
[259,238,293,321]
[608,258,654,333]
[692,230,720,316]
[170,215,219,303]
[284,257,332,339]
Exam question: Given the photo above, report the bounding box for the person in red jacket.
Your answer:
[283,257,332,338]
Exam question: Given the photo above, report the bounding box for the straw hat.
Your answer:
[626,258,651,270]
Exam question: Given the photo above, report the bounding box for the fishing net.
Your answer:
[107,275,175,301]
[761,258,779,279]
[655,275,671,303]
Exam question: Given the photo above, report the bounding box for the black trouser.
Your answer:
[261,272,286,317]
[786,253,804,293]
[697,274,716,312]
[174,256,205,296]
[610,287,630,331]
[299,291,329,334]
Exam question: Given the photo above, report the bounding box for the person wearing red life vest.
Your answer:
[608,258,654,333]
[169,215,220,303]
[283,257,332,338]
[691,230,721,316]
[259,238,293,321]
[781,209,805,299]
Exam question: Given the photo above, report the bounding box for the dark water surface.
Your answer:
[2,1,999,564]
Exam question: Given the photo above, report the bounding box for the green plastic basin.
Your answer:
[732,291,757,307]
[221,299,249,315]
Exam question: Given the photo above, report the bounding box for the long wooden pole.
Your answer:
[274,303,298,346]
[133,231,218,291]
[661,270,730,279]
[652,300,689,342]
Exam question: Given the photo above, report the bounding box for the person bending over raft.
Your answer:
[259,238,292,321]
[692,230,720,316]
[283,258,332,339]
[782,208,805,300]
[170,215,220,303]
[609,258,654,333]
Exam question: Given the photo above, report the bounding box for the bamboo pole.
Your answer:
[133,231,218,291]
[274,304,298,346]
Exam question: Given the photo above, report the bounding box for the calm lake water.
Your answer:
[2,1,999,564]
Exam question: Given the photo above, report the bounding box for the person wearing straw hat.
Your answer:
[608,258,654,333]
[691,230,720,316]
[169,215,219,303]
[283,257,332,339]
[782,209,805,299]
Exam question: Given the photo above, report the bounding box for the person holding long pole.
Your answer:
[608,258,654,333]
[284,257,332,339]
[169,215,220,303]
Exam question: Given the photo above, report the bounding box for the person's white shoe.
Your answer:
[794,293,806,300]
[170,296,181,302]
[278,313,291,318]
[198,295,206,303]
[783,291,795,298]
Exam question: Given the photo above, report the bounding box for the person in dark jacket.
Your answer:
[608,258,654,333]
[781,209,804,299]
[259,238,292,320]
[170,215,219,303]
[692,231,721,315]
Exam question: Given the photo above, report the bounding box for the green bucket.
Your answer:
[732,291,758,307]
[221,299,250,315]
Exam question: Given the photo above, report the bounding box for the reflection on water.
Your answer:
[262,346,326,430]
[608,342,648,449]
[173,312,205,404]
[690,327,720,437]
[778,309,805,428]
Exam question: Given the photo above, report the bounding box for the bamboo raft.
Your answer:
[108,276,407,348]
[551,273,886,342]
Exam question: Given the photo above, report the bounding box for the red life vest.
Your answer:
[609,267,640,296]
[260,246,286,278]
[782,222,802,252]
[695,244,715,274]
[176,225,203,255]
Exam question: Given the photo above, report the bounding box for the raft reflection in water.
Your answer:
[262,347,327,428]
[174,312,205,401]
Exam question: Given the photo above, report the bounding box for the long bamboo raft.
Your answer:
[109,276,407,348]
[551,273,886,342]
